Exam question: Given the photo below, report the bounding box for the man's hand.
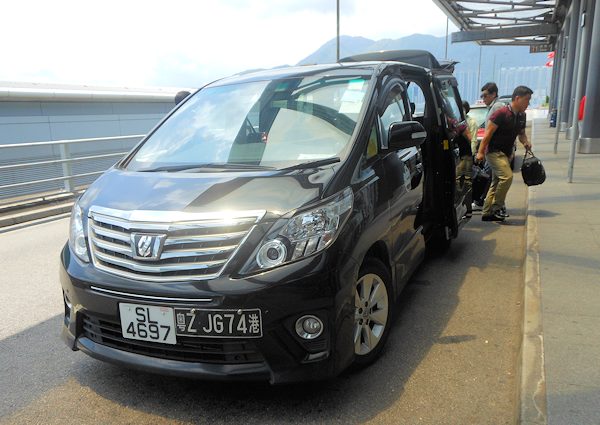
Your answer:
[475,151,485,163]
[522,140,532,151]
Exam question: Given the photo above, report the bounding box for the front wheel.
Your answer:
[353,258,393,366]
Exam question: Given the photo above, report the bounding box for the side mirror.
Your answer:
[388,121,427,150]
[410,102,416,114]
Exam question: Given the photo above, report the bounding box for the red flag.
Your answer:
[547,51,555,59]
[545,60,554,67]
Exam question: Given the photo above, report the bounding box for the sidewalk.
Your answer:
[521,118,600,424]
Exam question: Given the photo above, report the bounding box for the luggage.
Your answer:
[472,162,491,202]
[521,150,546,186]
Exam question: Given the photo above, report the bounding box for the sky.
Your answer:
[1,0,457,89]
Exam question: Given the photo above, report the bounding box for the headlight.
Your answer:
[242,187,353,273]
[69,203,89,262]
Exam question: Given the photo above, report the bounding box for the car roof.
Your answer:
[207,52,436,88]
[341,50,441,69]
[209,63,380,87]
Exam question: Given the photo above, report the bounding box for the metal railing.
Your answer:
[0,134,144,204]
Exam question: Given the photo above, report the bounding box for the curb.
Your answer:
[0,201,74,228]
[0,211,71,234]
[518,184,548,424]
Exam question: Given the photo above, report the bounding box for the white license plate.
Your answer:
[119,303,177,345]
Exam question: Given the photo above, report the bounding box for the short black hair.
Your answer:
[462,101,470,114]
[175,90,191,105]
[481,82,498,96]
[512,85,534,100]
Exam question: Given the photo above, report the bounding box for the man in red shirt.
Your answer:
[476,86,533,221]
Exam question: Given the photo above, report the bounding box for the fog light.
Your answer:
[63,292,72,324]
[295,315,323,339]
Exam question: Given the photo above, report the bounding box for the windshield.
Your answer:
[126,73,372,171]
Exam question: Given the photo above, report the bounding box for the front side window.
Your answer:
[126,74,372,171]
[379,86,409,146]
[438,79,464,132]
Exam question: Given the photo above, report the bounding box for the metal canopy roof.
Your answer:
[433,0,565,47]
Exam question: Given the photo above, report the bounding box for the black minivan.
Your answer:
[60,50,470,384]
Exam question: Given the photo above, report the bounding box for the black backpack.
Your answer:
[521,150,546,186]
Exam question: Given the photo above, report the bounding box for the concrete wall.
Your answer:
[0,84,183,200]
[0,100,174,145]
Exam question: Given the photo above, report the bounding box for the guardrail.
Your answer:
[0,135,144,205]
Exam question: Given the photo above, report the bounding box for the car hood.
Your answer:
[78,167,337,219]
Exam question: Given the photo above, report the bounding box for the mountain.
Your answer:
[298,33,549,83]
[297,33,553,104]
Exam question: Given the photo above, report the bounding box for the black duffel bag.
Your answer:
[521,150,546,186]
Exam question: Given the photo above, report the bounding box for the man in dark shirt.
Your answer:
[476,86,533,221]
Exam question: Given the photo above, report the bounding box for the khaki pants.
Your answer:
[483,151,513,216]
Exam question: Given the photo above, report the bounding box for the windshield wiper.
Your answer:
[137,162,275,172]
[281,157,341,170]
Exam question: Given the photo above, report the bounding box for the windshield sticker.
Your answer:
[347,79,365,90]
[339,89,364,114]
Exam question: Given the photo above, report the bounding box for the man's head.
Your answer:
[175,90,191,105]
[462,101,470,114]
[480,82,498,106]
[511,86,533,113]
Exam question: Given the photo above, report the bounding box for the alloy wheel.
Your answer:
[353,272,389,356]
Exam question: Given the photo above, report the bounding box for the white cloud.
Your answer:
[1,0,456,88]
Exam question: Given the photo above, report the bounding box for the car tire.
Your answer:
[353,257,393,366]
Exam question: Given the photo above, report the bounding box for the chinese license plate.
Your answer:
[119,304,263,343]
[174,308,262,338]
[119,303,177,345]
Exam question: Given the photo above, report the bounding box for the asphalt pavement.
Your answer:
[0,180,530,424]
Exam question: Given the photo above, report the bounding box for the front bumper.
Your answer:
[60,245,358,384]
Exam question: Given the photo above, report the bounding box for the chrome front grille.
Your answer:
[87,206,264,282]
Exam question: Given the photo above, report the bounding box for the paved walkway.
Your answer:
[521,118,600,424]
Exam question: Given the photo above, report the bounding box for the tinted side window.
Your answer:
[407,83,426,116]
[380,87,409,146]
[439,80,462,119]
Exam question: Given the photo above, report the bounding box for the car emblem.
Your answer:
[130,233,166,261]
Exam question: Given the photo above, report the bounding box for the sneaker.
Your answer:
[482,211,505,222]
[498,207,509,218]
[471,202,483,211]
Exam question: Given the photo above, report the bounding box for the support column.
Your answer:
[568,0,593,181]
[566,0,584,137]
[580,0,595,91]
[553,28,569,153]
[560,5,578,130]
[579,0,600,153]
[549,35,563,112]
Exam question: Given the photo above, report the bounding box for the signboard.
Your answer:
[530,44,554,53]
